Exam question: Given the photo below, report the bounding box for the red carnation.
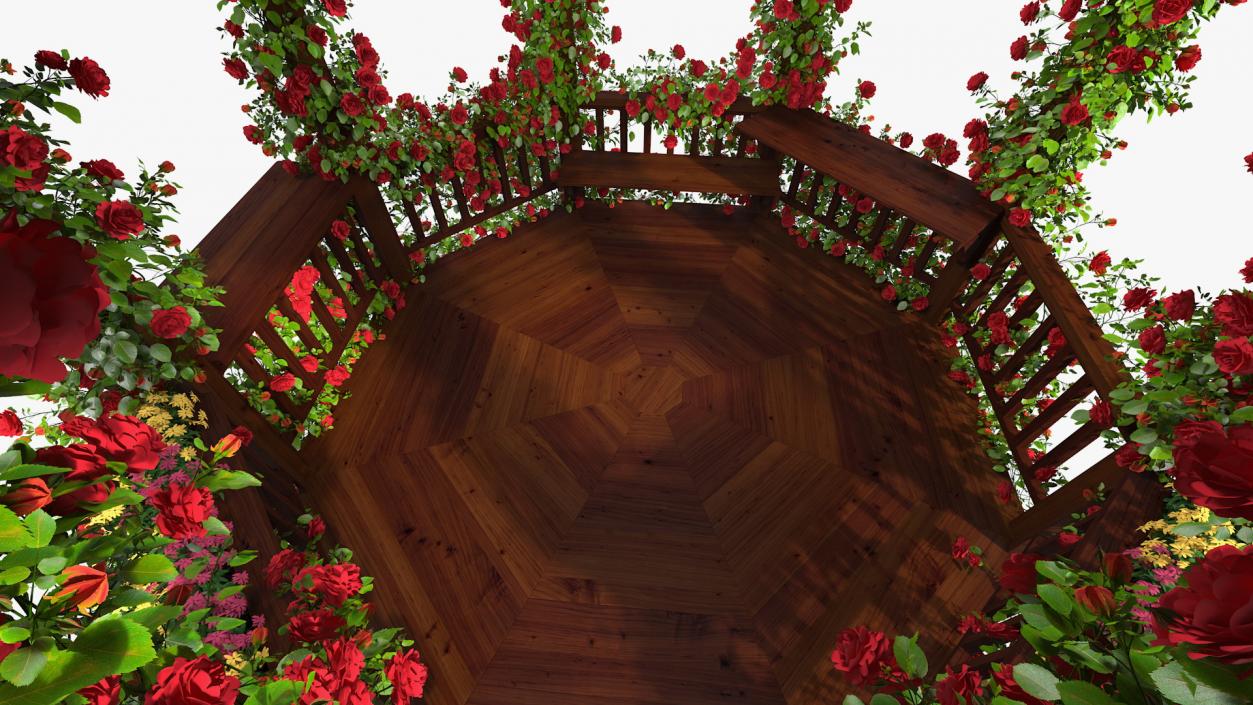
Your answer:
[289,608,346,643]
[966,71,989,91]
[149,483,215,539]
[0,210,109,382]
[1213,293,1253,337]
[1214,338,1253,376]
[150,306,191,339]
[829,626,896,686]
[68,57,110,97]
[147,656,240,705]
[1171,421,1253,520]
[1175,45,1202,71]
[95,200,145,239]
[1089,250,1111,275]
[1152,0,1194,26]
[857,80,876,98]
[1163,289,1196,320]
[1154,544,1253,663]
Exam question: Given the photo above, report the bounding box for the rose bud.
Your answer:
[211,433,244,459]
[1075,585,1118,616]
[1103,552,1134,583]
[1,478,52,515]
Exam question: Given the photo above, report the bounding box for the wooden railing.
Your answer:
[397,122,557,246]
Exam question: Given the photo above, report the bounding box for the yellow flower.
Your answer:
[179,446,197,461]
[86,505,125,529]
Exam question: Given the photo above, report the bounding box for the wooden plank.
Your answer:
[737,107,1001,247]
[557,151,781,195]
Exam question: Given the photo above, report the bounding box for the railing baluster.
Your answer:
[596,108,606,152]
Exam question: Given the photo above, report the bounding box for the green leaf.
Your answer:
[82,488,143,513]
[0,464,70,482]
[0,618,154,705]
[50,102,81,124]
[1130,427,1158,445]
[112,340,138,364]
[868,695,899,705]
[1038,584,1073,616]
[0,648,48,687]
[0,568,29,586]
[0,381,50,398]
[148,344,172,363]
[1056,680,1116,705]
[892,635,928,679]
[23,511,55,549]
[127,606,183,631]
[35,556,66,576]
[1151,662,1244,705]
[243,679,306,705]
[841,697,867,705]
[121,554,177,585]
[0,507,32,553]
[1177,658,1253,700]
[199,469,262,492]
[0,627,29,645]
[1012,663,1061,700]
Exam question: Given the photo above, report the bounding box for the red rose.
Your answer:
[223,57,248,81]
[0,210,110,382]
[0,409,20,436]
[1104,552,1134,583]
[339,92,365,117]
[297,563,362,606]
[1242,257,1253,283]
[1163,289,1196,320]
[1059,0,1082,20]
[288,608,346,643]
[150,306,191,339]
[1,125,49,172]
[34,443,108,481]
[835,0,852,10]
[967,71,989,91]
[993,666,1050,705]
[1089,398,1116,428]
[1123,287,1157,312]
[230,425,253,446]
[1115,442,1147,472]
[94,200,145,239]
[68,57,110,97]
[1171,421,1253,520]
[536,57,555,84]
[1214,338,1253,376]
[1152,0,1194,26]
[999,552,1041,594]
[1020,1,1041,23]
[858,80,876,98]
[386,649,429,703]
[323,0,348,17]
[829,626,895,686]
[34,50,68,70]
[450,102,469,125]
[82,159,124,182]
[1246,153,1253,174]
[1138,325,1166,355]
[307,25,328,46]
[1010,36,1029,60]
[149,483,215,539]
[611,25,623,43]
[2,478,51,516]
[1008,208,1032,227]
[271,372,296,392]
[1106,45,1146,74]
[78,676,120,705]
[265,548,306,588]
[324,366,350,387]
[1060,94,1090,126]
[1154,544,1253,664]
[936,665,983,705]
[70,414,166,471]
[1213,293,1253,337]
[1175,45,1202,71]
[147,656,240,705]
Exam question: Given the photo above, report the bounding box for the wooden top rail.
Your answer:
[557,152,780,195]
[582,90,765,115]
[1001,223,1129,397]
[736,107,1002,249]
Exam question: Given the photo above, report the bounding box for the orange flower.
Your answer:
[1,477,51,515]
[211,433,243,459]
[52,564,109,612]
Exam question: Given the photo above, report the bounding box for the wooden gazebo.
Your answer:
[192,101,1159,705]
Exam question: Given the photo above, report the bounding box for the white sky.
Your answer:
[5,0,1251,294]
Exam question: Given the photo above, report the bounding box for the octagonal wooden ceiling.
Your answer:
[307,201,1012,705]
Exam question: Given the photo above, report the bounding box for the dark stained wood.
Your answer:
[558,151,782,195]
[305,202,1016,705]
[736,107,1001,247]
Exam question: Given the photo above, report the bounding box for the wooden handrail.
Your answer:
[582,90,766,115]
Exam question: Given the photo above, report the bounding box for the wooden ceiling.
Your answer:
[306,202,1015,705]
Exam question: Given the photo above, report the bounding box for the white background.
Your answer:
[7,1,1250,295]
